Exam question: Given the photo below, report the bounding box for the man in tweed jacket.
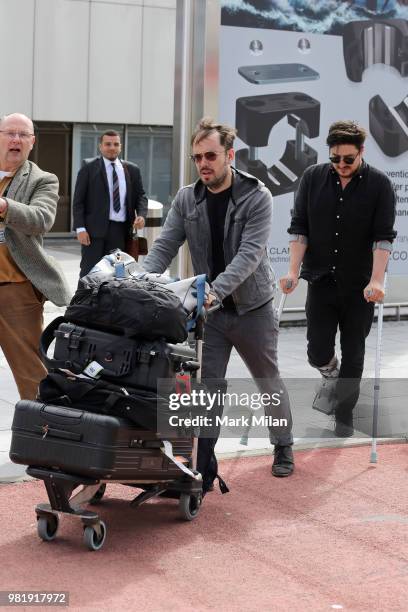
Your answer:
[0,113,71,399]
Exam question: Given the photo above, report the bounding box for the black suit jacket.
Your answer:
[72,157,148,237]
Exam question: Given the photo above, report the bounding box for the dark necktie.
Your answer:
[111,163,121,213]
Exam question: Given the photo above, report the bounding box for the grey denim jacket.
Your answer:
[143,167,276,314]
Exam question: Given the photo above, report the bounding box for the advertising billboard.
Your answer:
[219,0,408,277]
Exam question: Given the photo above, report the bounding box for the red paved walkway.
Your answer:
[1,443,408,611]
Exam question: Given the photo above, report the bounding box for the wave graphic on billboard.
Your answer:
[221,0,408,35]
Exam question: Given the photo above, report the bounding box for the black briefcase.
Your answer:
[40,317,180,391]
[9,400,193,480]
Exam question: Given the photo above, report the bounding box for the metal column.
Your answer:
[172,0,220,278]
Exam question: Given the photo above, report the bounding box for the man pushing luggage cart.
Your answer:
[143,117,294,490]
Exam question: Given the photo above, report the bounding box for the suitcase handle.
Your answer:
[40,317,86,372]
[34,425,82,442]
[42,403,84,419]
[40,316,68,370]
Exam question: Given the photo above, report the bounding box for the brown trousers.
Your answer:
[0,281,47,400]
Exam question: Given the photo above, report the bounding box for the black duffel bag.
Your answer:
[38,371,191,435]
[40,317,183,391]
[65,276,188,343]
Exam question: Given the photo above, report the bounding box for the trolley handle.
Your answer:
[206,298,222,314]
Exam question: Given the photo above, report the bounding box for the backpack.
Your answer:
[65,276,188,343]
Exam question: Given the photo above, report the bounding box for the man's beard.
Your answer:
[336,160,362,179]
[205,166,229,190]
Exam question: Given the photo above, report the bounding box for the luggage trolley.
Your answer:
[9,255,214,551]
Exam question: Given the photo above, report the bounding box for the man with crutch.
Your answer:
[280,120,396,437]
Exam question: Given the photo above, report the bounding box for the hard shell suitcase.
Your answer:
[40,317,185,390]
[10,400,193,480]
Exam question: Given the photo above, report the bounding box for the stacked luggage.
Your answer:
[9,251,210,551]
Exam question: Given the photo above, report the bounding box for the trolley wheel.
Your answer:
[89,484,106,505]
[83,521,107,551]
[178,493,202,521]
[37,514,59,542]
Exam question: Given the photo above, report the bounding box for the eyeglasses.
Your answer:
[190,150,225,163]
[329,153,360,165]
[0,130,34,140]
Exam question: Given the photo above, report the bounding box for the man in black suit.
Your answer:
[73,130,148,277]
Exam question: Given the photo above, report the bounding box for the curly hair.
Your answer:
[326,120,366,149]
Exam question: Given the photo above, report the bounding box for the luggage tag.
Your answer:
[83,360,104,378]
[175,371,191,395]
[161,440,200,480]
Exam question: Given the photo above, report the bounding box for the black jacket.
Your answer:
[72,157,148,237]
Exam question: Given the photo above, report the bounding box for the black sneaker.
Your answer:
[334,419,354,437]
[271,445,294,477]
[334,408,354,437]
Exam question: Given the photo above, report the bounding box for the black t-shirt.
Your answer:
[206,187,236,311]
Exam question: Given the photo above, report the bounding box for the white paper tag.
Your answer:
[83,360,104,378]
[161,440,200,480]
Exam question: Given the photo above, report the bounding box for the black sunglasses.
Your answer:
[190,150,225,163]
[329,153,360,165]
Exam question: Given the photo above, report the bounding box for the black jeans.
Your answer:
[197,302,293,491]
[305,279,374,418]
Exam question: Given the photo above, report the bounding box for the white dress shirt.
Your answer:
[103,156,127,222]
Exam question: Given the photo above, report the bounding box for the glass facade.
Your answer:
[30,122,73,233]
[127,126,173,208]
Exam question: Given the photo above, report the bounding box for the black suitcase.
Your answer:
[40,318,190,391]
[10,400,193,480]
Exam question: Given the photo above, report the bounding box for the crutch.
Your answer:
[370,272,387,463]
[240,285,291,446]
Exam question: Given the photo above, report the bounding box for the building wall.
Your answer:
[0,0,176,125]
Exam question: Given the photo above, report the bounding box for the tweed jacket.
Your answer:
[3,160,72,306]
